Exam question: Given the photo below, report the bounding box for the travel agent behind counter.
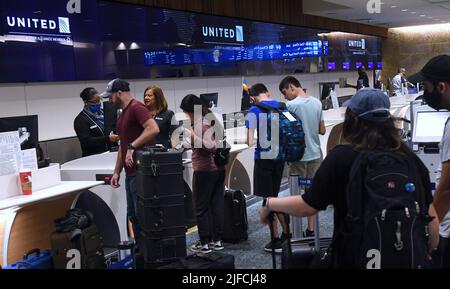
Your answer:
[74,87,119,157]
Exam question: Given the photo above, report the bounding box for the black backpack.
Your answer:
[334,150,434,269]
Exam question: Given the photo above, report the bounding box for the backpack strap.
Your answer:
[345,149,369,220]
[254,102,285,113]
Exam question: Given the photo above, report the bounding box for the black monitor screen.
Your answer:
[103,101,117,135]
[0,115,39,149]
[321,83,335,100]
[200,93,219,108]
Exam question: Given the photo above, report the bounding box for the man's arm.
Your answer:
[246,128,255,147]
[259,195,318,225]
[319,120,326,135]
[131,118,160,149]
[433,161,450,220]
[111,147,123,188]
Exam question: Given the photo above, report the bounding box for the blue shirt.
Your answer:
[245,100,282,160]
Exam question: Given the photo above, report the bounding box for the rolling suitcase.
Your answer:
[222,189,248,243]
[135,147,187,266]
[157,252,235,269]
[3,249,53,269]
[269,176,332,269]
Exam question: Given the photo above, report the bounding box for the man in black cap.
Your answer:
[410,55,450,268]
[74,87,119,157]
[101,79,160,246]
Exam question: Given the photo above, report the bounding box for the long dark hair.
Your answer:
[342,109,410,154]
[180,94,211,116]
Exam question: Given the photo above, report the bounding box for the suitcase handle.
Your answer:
[24,248,41,259]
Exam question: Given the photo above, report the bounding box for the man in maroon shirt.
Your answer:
[101,78,159,245]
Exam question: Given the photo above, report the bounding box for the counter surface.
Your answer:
[0,181,104,211]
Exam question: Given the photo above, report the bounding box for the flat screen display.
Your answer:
[0,1,381,83]
[412,111,450,143]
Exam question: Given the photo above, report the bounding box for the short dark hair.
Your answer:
[279,76,302,92]
[248,83,268,97]
[180,94,211,116]
[80,87,97,102]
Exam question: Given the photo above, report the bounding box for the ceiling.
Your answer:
[303,0,450,28]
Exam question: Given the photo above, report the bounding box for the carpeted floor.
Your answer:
[186,190,334,269]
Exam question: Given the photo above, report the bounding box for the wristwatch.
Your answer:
[127,143,136,150]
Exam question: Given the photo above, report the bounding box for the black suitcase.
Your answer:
[135,147,184,201]
[140,228,187,268]
[222,189,248,243]
[157,252,235,269]
[270,176,332,269]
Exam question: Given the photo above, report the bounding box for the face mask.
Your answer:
[88,104,102,114]
[423,85,445,111]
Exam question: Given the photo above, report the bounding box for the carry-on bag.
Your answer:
[51,209,105,269]
[222,189,248,243]
[3,249,53,269]
[157,252,235,269]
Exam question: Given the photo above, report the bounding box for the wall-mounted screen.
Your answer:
[0,0,381,83]
[325,32,381,72]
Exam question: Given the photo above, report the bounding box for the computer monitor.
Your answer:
[321,83,335,100]
[0,115,39,150]
[200,93,219,108]
[103,101,118,135]
[412,110,450,143]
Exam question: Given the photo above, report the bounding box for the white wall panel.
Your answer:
[0,85,27,117]
[25,83,86,141]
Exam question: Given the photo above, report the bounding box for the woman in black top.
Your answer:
[259,88,439,268]
[144,86,178,148]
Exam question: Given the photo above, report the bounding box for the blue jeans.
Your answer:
[125,176,141,244]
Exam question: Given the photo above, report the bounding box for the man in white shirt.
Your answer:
[410,55,450,267]
[392,68,414,96]
[279,76,326,237]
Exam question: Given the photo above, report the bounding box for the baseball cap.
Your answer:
[343,88,391,122]
[100,79,130,98]
[408,55,450,84]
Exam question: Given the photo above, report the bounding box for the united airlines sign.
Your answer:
[201,25,244,44]
[4,15,72,44]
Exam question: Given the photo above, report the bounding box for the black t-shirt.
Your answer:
[154,110,179,148]
[303,145,433,234]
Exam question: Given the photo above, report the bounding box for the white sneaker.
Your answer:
[190,241,212,254]
[211,240,224,251]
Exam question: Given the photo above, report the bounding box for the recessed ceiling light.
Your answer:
[391,5,397,8]
[420,15,426,17]
[410,12,417,14]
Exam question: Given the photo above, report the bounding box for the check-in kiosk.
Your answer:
[411,105,450,186]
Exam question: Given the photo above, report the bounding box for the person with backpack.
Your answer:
[180,94,226,254]
[258,88,439,268]
[246,83,305,253]
[279,76,326,237]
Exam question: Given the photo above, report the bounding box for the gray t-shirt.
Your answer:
[286,96,323,162]
[437,117,450,237]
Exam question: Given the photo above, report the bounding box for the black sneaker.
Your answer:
[264,238,282,253]
[303,229,315,237]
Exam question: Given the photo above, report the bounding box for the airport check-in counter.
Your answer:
[0,164,102,267]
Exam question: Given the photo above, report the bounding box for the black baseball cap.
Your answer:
[100,78,131,98]
[409,55,450,84]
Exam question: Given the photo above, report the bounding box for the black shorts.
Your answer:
[253,159,285,198]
